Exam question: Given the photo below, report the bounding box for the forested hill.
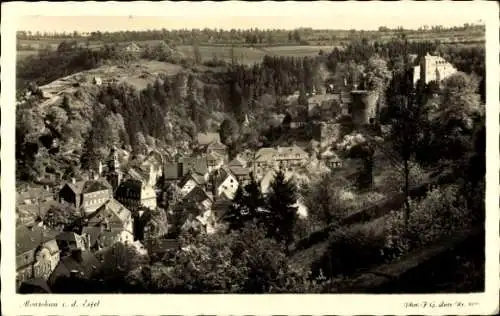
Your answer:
[15,36,485,184]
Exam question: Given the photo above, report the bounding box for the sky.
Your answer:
[12,1,488,33]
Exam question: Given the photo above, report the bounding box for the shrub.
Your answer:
[384,185,472,261]
[311,224,387,278]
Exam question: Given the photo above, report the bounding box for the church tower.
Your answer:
[106,146,122,191]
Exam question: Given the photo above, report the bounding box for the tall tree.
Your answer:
[265,169,298,250]
[226,174,266,230]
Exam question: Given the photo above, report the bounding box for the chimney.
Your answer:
[71,178,76,184]
[70,269,80,278]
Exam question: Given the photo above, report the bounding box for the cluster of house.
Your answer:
[15,127,347,292]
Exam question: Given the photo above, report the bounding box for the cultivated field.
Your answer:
[16,38,338,64]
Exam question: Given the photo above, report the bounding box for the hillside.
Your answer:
[15,59,234,183]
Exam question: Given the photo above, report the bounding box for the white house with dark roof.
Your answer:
[58,179,113,214]
[179,170,207,197]
[227,157,251,184]
[82,198,134,247]
[252,145,309,179]
[210,166,239,200]
[196,132,228,158]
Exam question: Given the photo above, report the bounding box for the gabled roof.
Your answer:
[64,179,111,195]
[196,132,221,146]
[116,178,143,196]
[207,141,227,150]
[255,148,277,162]
[228,157,247,168]
[125,42,141,51]
[212,167,234,189]
[182,157,209,176]
[183,186,211,205]
[48,250,101,286]
[179,170,206,188]
[275,145,309,160]
[127,167,147,182]
[105,198,132,223]
[228,165,250,177]
[85,198,131,229]
[65,181,86,195]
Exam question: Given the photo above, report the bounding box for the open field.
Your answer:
[17,42,337,64]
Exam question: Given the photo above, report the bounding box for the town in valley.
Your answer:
[14,17,486,294]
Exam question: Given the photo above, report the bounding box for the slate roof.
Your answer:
[66,181,86,195]
[81,227,102,247]
[48,250,101,286]
[85,198,131,230]
[16,225,59,255]
[183,186,211,205]
[196,132,221,146]
[164,163,181,180]
[182,157,209,176]
[105,198,132,224]
[65,179,111,195]
[228,165,250,177]
[211,167,234,189]
[116,179,143,197]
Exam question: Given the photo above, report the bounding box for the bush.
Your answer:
[384,185,472,260]
[311,224,387,278]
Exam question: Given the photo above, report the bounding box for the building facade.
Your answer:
[416,53,458,85]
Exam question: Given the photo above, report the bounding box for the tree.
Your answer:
[46,106,69,134]
[219,117,239,146]
[303,173,348,226]
[265,169,298,250]
[338,133,381,190]
[43,203,80,230]
[226,174,266,230]
[98,242,150,282]
[146,222,322,293]
[364,55,391,90]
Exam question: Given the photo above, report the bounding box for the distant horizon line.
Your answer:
[17,22,486,35]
